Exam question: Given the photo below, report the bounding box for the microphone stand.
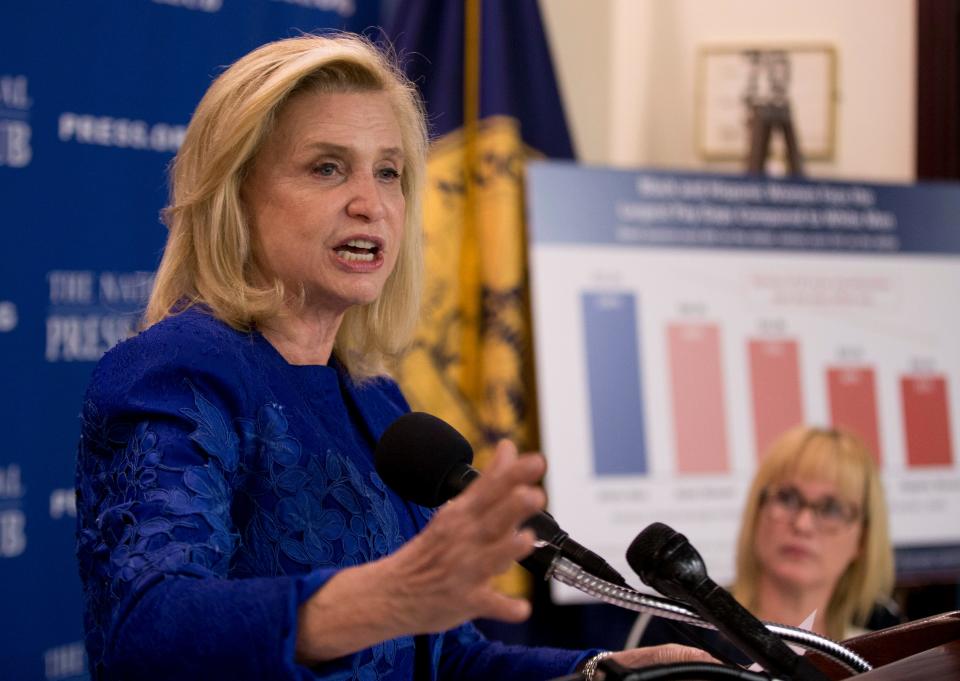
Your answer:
[544,556,872,676]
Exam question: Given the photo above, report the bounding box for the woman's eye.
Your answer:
[819,499,846,519]
[776,488,802,509]
[378,167,401,181]
[313,162,339,176]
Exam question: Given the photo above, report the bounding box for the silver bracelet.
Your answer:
[581,651,615,680]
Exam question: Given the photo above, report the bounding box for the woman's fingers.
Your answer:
[472,588,533,623]
[607,644,719,669]
[456,440,546,531]
[476,485,546,542]
[379,439,550,633]
[475,527,539,577]
[429,459,543,577]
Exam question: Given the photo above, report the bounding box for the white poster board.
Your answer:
[526,162,960,602]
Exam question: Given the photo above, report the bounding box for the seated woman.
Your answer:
[628,426,896,653]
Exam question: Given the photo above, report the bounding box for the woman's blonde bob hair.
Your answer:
[146,33,427,379]
[731,426,894,641]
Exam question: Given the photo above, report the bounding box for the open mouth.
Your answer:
[334,238,382,263]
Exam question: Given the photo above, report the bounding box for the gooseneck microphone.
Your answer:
[375,411,627,586]
[627,523,829,681]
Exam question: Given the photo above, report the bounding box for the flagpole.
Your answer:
[461,0,483,418]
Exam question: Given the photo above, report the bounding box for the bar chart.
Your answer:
[578,303,957,475]
[579,315,957,474]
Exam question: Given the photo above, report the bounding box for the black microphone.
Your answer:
[375,411,627,586]
[627,523,828,681]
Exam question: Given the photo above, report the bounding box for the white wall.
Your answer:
[540,0,916,182]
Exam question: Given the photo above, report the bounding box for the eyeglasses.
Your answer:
[760,485,861,533]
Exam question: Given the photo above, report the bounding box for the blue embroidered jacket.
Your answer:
[76,307,590,680]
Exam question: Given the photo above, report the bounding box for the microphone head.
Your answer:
[375,412,474,507]
[626,522,707,601]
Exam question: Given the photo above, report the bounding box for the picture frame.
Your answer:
[696,44,838,162]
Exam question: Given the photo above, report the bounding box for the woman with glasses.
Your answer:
[627,426,895,653]
[731,425,895,640]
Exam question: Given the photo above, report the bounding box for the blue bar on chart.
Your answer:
[582,291,648,475]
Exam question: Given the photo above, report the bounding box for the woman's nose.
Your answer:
[791,505,818,532]
[346,175,387,222]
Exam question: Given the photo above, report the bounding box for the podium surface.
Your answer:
[808,610,960,679]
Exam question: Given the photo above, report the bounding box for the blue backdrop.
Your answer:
[0,3,386,678]
[5,3,959,679]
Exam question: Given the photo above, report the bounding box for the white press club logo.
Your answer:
[46,270,154,362]
[58,112,186,153]
[0,75,32,168]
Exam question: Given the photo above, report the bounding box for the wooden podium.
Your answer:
[807,610,960,679]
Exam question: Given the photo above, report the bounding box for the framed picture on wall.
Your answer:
[696,44,837,162]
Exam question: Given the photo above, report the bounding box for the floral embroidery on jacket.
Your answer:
[78,379,410,679]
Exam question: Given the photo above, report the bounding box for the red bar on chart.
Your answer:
[901,375,954,467]
[749,339,804,460]
[827,367,882,465]
[668,323,729,473]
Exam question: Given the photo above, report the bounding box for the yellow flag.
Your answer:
[389,0,575,597]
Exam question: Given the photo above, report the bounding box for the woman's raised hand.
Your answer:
[384,438,546,632]
[295,439,546,663]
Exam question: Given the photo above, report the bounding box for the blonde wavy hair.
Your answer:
[731,426,894,641]
[146,33,427,379]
